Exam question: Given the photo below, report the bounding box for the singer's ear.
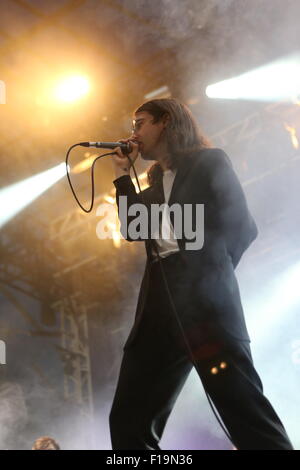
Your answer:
[161,113,170,128]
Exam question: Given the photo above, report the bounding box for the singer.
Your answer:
[109,98,293,450]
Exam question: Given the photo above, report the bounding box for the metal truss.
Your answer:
[53,292,95,447]
[212,101,300,150]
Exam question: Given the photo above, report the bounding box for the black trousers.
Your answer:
[110,254,293,450]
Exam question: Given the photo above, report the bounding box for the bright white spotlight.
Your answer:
[206,53,300,102]
[54,76,90,103]
[0,163,66,228]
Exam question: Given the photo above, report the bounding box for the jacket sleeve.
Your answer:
[207,149,258,269]
[113,174,150,241]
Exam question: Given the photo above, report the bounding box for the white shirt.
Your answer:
[151,168,180,260]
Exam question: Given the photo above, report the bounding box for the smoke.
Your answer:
[161,371,232,450]
[0,382,28,450]
[118,0,236,54]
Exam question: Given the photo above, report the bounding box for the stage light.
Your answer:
[53,75,90,103]
[0,163,66,228]
[206,53,300,103]
[144,85,171,100]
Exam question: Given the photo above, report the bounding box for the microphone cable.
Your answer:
[65,144,235,447]
[66,143,117,213]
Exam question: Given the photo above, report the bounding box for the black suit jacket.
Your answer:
[113,148,258,349]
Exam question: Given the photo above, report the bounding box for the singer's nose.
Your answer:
[131,126,139,137]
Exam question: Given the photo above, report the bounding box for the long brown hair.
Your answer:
[135,98,211,186]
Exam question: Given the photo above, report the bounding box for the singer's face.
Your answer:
[131,111,166,161]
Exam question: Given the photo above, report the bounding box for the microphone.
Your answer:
[79,141,132,153]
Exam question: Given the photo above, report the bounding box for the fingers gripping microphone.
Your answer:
[79,141,132,153]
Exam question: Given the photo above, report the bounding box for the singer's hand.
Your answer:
[112,138,139,178]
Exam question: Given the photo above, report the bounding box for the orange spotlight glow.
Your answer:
[53,75,90,103]
[107,221,122,248]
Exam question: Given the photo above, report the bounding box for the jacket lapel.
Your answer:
[144,152,201,259]
[168,153,196,206]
